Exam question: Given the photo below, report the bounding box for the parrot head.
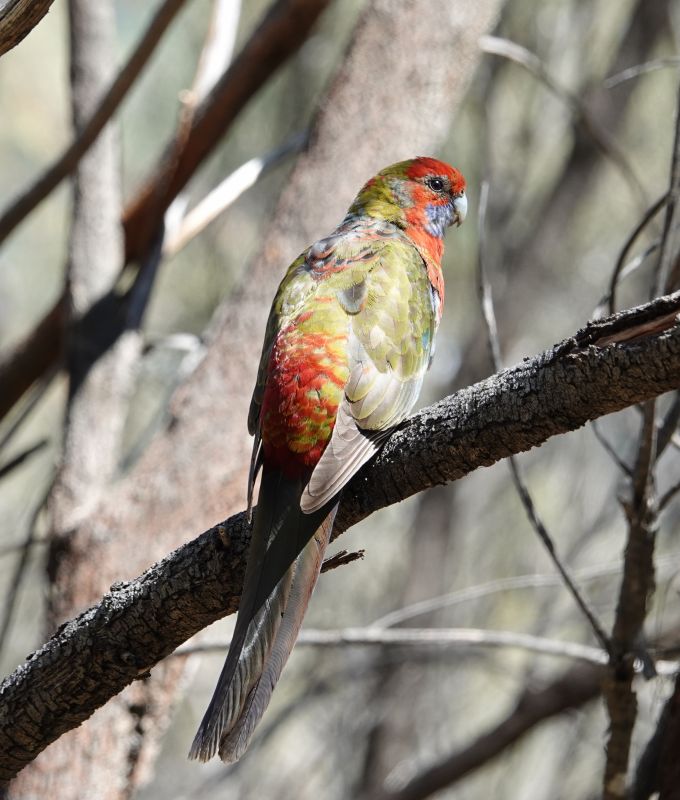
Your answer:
[345,156,467,260]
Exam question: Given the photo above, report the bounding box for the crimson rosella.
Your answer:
[189,156,467,763]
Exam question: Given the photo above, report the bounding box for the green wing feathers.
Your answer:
[302,234,437,511]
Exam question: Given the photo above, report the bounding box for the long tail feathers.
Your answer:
[189,469,337,763]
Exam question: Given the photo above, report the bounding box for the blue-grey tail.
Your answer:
[189,468,337,762]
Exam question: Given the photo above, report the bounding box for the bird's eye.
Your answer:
[426,177,445,192]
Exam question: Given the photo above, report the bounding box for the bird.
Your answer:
[189,156,467,763]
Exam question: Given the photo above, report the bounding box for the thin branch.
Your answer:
[0,440,47,482]
[0,484,50,656]
[0,362,60,456]
[122,0,333,264]
[163,131,307,257]
[161,0,242,251]
[591,420,632,476]
[480,35,646,203]
[320,548,365,573]
[603,401,658,798]
[656,391,680,456]
[593,239,660,319]
[2,293,680,783]
[174,629,605,666]
[0,0,189,245]
[476,182,612,655]
[369,550,680,630]
[655,82,680,294]
[191,0,241,101]
[378,663,603,800]
[604,57,680,89]
[608,193,668,314]
[658,477,680,511]
[0,301,65,422]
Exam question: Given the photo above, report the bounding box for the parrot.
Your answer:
[189,156,467,763]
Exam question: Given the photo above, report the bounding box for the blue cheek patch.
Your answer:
[425,203,453,238]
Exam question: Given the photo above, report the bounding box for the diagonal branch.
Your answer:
[121,0,333,264]
[1,292,680,784]
[0,0,55,57]
[378,663,602,800]
[0,0,190,245]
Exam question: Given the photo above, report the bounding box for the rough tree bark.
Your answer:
[4,2,504,797]
[1,291,680,787]
[0,0,55,57]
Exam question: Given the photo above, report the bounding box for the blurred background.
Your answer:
[1,0,680,798]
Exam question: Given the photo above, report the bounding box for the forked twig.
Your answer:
[476,181,612,656]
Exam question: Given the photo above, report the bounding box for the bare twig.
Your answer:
[175,627,680,672]
[658,477,680,511]
[656,391,680,456]
[0,362,60,456]
[608,193,668,314]
[0,0,189,245]
[161,0,242,250]
[320,549,365,573]
[0,484,50,656]
[122,0,333,263]
[591,420,632,476]
[594,239,660,318]
[604,57,680,89]
[191,0,241,101]
[476,182,612,656]
[0,301,65,422]
[655,82,680,294]
[163,131,307,257]
[0,440,47,482]
[480,35,646,203]
[370,550,680,630]
[174,629,605,665]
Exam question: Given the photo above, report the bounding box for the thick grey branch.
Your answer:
[1,292,680,784]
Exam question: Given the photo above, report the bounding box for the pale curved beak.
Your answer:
[453,192,468,227]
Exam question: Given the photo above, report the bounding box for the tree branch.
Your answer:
[0,0,190,246]
[377,663,602,800]
[0,0,55,57]
[121,0,333,264]
[1,292,680,784]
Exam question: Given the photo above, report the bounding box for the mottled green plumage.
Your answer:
[190,157,467,764]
